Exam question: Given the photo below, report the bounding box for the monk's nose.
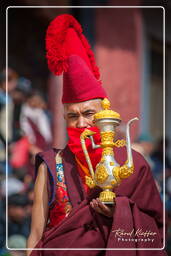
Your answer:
[76,116,89,128]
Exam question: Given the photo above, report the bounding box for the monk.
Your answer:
[26,14,167,256]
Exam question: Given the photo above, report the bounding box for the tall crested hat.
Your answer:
[46,14,107,103]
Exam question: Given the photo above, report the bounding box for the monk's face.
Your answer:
[64,99,102,128]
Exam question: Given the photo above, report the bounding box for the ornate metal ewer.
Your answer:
[80,98,138,204]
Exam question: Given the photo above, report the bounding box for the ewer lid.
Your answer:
[94,98,121,121]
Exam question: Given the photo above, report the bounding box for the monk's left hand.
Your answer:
[90,198,114,218]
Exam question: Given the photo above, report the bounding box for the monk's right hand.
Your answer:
[90,198,114,218]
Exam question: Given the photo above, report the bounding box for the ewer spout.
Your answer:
[125,117,139,168]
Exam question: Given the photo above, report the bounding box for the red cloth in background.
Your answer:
[27,118,51,151]
[10,136,29,168]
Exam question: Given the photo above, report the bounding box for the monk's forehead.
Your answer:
[64,99,102,113]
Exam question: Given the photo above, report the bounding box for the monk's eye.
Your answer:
[84,112,95,118]
[68,114,79,120]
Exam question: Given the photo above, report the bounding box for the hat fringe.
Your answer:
[46,14,100,79]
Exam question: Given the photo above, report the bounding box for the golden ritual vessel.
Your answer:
[80,98,138,204]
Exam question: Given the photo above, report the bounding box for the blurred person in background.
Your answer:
[0,234,27,256]
[151,138,171,183]
[1,176,25,197]
[0,68,18,175]
[11,77,32,142]
[19,92,52,177]
[132,133,155,169]
[0,68,51,254]
[9,77,33,177]
[8,234,26,256]
[0,193,31,254]
[132,134,163,194]
[20,92,52,154]
[8,194,31,239]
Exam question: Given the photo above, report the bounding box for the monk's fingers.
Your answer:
[96,198,112,211]
[90,199,113,217]
[90,199,103,214]
[90,199,100,209]
[94,205,111,216]
[92,199,99,207]
[90,203,105,215]
[96,198,114,217]
[90,199,114,217]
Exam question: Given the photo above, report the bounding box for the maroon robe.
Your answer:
[30,146,167,256]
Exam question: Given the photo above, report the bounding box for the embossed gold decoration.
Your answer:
[80,129,96,139]
[103,185,113,190]
[94,98,121,121]
[112,166,121,184]
[102,98,110,109]
[114,139,126,147]
[80,98,138,204]
[110,162,115,166]
[101,131,115,147]
[95,164,109,184]
[85,175,96,188]
[102,147,114,157]
[111,179,118,186]
[94,111,120,120]
[119,165,134,179]
[99,190,116,203]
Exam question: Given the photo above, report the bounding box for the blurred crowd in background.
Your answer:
[0,68,52,256]
[0,68,171,256]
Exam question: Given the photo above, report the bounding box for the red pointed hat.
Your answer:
[46,14,107,103]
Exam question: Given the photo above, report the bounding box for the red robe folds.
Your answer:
[31,146,167,256]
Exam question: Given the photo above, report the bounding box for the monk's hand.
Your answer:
[90,198,114,218]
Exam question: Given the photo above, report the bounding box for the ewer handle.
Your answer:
[80,129,96,179]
